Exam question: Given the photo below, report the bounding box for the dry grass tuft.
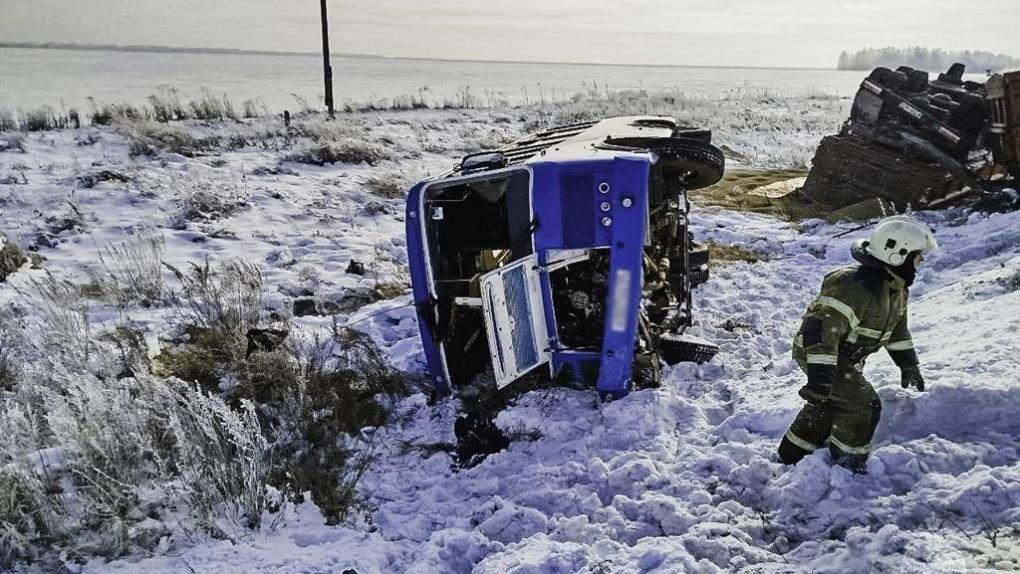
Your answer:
[98,228,167,307]
[707,242,765,265]
[286,140,390,166]
[117,118,221,157]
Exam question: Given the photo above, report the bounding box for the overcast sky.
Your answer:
[2,0,1018,68]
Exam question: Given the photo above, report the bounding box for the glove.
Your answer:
[900,365,925,391]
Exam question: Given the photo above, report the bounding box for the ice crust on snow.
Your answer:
[1,111,1018,572]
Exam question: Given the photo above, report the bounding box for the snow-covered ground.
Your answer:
[2,103,1019,572]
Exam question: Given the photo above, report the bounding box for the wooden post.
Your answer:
[320,0,335,119]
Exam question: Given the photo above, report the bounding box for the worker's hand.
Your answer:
[900,365,925,392]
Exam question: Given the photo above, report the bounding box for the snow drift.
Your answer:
[0,105,1017,572]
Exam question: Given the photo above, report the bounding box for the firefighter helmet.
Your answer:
[859,215,938,267]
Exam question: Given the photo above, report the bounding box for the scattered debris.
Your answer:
[76,169,130,188]
[244,327,289,358]
[345,259,366,275]
[46,202,87,235]
[250,164,300,177]
[292,297,319,317]
[454,410,510,467]
[747,176,806,198]
[718,318,753,332]
[363,200,389,215]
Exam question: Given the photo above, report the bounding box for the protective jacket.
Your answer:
[792,254,918,400]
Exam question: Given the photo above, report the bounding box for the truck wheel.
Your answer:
[632,352,662,389]
[689,243,710,268]
[598,136,723,189]
[659,333,719,365]
[668,139,725,190]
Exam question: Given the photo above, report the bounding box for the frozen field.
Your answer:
[0,47,871,112]
[1,95,1019,572]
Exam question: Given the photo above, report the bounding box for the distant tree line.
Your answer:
[838,47,1020,73]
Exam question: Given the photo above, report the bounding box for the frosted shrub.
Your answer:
[0,463,63,568]
[18,282,147,379]
[388,91,430,110]
[22,284,128,379]
[161,382,269,534]
[159,259,265,390]
[0,110,15,132]
[286,139,390,166]
[147,88,188,122]
[286,118,391,166]
[0,325,19,392]
[293,118,359,141]
[240,327,407,524]
[362,171,412,199]
[21,272,93,372]
[241,98,265,119]
[0,132,25,152]
[89,100,144,126]
[42,370,166,556]
[0,402,65,569]
[188,90,239,122]
[98,227,167,307]
[173,182,247,225]
[116,118,220,157]
[442,85,481,109]
[0,369,270,566]
[166,259,263,340]
[18,107,59,132]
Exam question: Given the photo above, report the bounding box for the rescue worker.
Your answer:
[778,215,937,472]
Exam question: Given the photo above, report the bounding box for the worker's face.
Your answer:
[912,252,925,268]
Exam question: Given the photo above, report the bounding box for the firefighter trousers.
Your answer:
[778,364,881,473]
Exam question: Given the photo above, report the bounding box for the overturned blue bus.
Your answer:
[406,116,724,402]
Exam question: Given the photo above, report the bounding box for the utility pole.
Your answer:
[320,0,335,118]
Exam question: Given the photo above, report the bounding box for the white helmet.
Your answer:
[860,215,938,266]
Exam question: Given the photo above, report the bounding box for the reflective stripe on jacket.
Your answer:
[793,264,917,381]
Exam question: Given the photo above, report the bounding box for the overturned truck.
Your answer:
[802,64,1020,212]
[406,117,725,404]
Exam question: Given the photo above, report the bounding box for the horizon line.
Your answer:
[0,41,839,72]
